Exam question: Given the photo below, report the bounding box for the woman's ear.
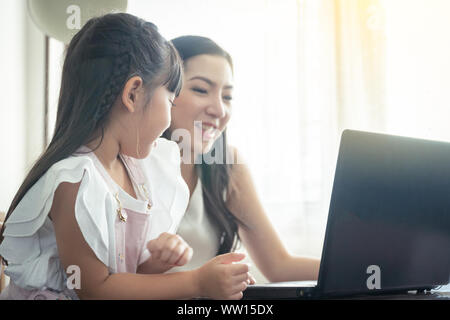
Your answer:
[121,76,144,113]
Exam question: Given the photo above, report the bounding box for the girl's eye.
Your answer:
[192,88,208,94]
[223,96,233,102]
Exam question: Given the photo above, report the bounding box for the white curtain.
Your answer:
[125,0,388,260]
[257,0,387,257]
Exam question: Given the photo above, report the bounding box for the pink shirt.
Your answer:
[87,147,153,273]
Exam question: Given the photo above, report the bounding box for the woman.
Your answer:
[163,35,320,282]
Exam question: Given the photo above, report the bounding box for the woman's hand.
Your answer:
[247,272,257,285]
[193,252,255,300]
[145,232,193,273]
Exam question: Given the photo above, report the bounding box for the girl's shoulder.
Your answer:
[43,149,110,203]
[2,150,110,238]
[0,150,115,291]
[50,149,100,180]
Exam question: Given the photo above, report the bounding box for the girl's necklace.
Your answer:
[114,184,153,223]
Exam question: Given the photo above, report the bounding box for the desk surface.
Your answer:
[340,291,450,300]
[243,286,450,300]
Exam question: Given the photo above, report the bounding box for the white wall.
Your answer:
[0,0,27,212]
[25,3,45,173]
[0,0,45,213]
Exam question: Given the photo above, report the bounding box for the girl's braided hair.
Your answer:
[0,13,183,263]
[94,51,131,122]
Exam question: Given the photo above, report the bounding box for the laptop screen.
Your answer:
[318,130,450,296]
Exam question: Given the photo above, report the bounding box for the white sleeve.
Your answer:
[0,156,117,291]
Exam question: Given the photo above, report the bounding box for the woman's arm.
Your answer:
[226,148,320,282]
[50,181,250,300]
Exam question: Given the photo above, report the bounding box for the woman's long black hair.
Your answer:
[0,13,183,264]
[165,36,244,254]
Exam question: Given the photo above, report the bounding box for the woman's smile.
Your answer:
[195,121,221,141]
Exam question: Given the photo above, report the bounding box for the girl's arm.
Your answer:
[137,255,173,274]
[226,148,320,282]
[50,182,249,300]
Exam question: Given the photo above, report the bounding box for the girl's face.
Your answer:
[138,85,176,157]
[118,81,175,159]
[169,54,233,156]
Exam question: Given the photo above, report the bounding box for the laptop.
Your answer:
[243,130,450,299]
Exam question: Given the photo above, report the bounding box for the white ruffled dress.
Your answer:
[0,138,189,300]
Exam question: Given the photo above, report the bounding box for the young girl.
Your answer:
[164,36,320,281]
[0,14,251,300]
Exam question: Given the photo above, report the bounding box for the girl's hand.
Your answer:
[193,252,254,300]
[146,232,193,272]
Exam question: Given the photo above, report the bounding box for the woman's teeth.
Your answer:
[203,128,216,138]
[203,125,214,131]
[194,122,218,140]
[202,126,217,140]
